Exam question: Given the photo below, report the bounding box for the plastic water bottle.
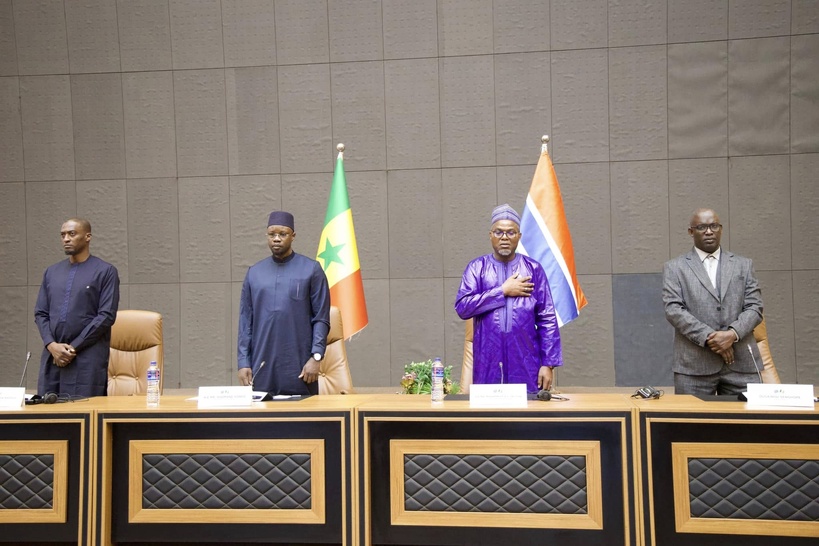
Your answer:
[431,357,445,403]
[146,360,160,407]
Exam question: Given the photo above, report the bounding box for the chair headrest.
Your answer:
[111,310,163,351]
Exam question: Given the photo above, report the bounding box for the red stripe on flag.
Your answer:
[329,269,368,338]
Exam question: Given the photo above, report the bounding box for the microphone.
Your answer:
[536,389,569,401]
[748,345,763,385]
[536,389,552,401]
[19,351,32,388]
[250,361,266,387]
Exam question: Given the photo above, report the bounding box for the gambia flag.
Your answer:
[316,147,368,339]
[518,140,587,327]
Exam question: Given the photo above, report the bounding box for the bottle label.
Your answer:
[431,361,445,402]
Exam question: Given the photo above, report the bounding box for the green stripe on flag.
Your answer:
[324,156,351,223]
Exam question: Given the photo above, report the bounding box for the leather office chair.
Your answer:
[460,318,474,394]
[318,306,355,394]
[107,310,164,396]
[753,317,781,384]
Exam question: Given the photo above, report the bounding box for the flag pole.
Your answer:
[518,133,588,327]
[318,142,369,339]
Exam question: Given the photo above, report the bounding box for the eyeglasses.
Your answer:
[690,223,722,233]
[491,229,519,239]
[267,231,293,239]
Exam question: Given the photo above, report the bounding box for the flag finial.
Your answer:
[541,134,549,154]
[337,143,345,152]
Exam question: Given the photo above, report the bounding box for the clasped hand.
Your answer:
[47,342,75,367]
[238,360,320,386]
[706,330,736,365]
[502,272,534,297]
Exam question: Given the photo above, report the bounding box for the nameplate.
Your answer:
[469,383,528,408]
[744,383,815,409]
[0,387,25,408]
[197,386,253,408]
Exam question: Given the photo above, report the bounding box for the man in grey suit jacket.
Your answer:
[663,208,764,395]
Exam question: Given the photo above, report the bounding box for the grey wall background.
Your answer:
[1,0,818,391]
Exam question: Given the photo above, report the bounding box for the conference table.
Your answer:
[0,400,92,545]
[1,393,816,545]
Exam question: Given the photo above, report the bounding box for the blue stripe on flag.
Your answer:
[519,207,579,327]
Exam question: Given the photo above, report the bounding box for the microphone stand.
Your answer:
[250,361,266,388]
[19,351,32,389]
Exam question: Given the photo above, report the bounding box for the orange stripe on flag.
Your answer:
[329,269,368,338]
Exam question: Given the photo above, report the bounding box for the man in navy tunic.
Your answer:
[238,211,330,396]
[34,218,120,397]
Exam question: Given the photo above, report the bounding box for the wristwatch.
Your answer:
[313,353,323,362]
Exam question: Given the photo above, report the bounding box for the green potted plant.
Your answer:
[400,359,460,395]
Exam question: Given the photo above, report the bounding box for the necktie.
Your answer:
[705,255,717,289]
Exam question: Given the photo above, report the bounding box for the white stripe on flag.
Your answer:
[523,194,579,305]
[518,207,579,328]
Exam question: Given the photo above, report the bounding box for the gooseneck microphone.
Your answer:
[748,345,763,384]
[18,351,32,388]
[250,361,266,387]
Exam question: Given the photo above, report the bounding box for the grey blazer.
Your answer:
[662,248,763,375]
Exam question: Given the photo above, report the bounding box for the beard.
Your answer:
[497,248,513,257]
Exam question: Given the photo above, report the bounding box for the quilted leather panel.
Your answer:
[142,453,312,509]
[0,454,54,509]
[688,458,819,520]
[403,454,587,513]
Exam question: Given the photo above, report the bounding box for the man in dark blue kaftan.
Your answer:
[238,211,330,396]
[455,205,562,394]
[34,218,120,397]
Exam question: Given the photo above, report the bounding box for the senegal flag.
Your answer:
[317,146,368,339]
